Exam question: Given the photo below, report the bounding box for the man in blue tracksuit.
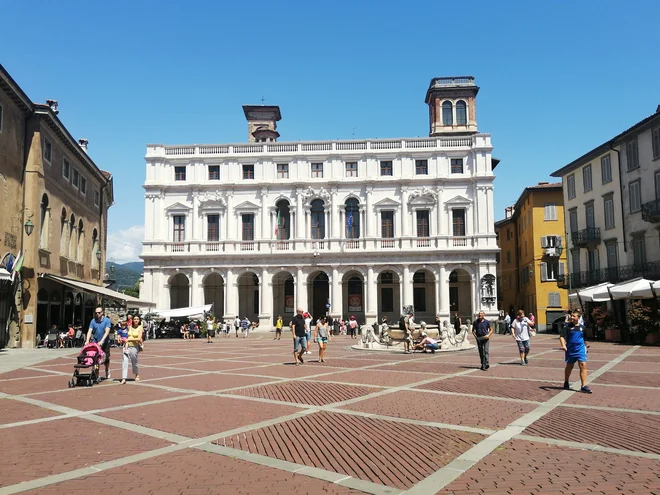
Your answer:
[560,310,592,393]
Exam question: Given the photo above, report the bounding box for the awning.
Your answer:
[40,273,155,309]
[606,278,659,300]
[569,282,614,302]
[0,269,11,282]
[152,304,213,319]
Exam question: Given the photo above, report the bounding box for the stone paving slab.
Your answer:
[0,398,62,425]
[229,380,375,406]
[312,369,440,387]
[593,370,660,387]
[0,375,73,395]
[145,372,277,392]
[562,385,660,412]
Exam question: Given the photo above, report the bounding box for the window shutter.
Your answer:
[540,262,547,282]
[559,263,566,276]
[551,204,557,220]
[541,236,548,248]
[556,235,563,248]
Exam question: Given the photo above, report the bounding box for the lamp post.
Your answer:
[18,208,35,236]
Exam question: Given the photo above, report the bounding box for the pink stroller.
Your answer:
[68,342,105,387]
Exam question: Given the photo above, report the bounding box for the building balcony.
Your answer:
[557,261,660,289]
[144,235,485,258]
[571,227,601,247]
[641,199,660,223]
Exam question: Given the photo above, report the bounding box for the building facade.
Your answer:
[551,106,660,290]
[495,183,568,331]
[0,64,114,348]
[140,77,499,327]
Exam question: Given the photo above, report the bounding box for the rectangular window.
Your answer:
[544,202,557,221]
[604,196,615,229]
[450,158,464,174]
[241,214,254,241]
[207,214,220,241]
[542,260,560,281]
[548,292,561,307]
[653,127,660,160]
[173,215,185,242]
[506,229,511,241]
[44,138,52,163]
[606,241,618,270]
[567,174,576,199]
[626,139,639,171]
[452,209,466,236]
[80,177,87,195]
[601,154,612,184]
[311,162,323,178]
[243,164,254,180]
[174,166,186,181]
[587,248,600,271]
[521,266,529,285]
[381,288,393,312]
[62,158,70,180]
[277,163,289,179]
[72,168,79,189]
[571,250,580,277]
[345,162,358,177]
[413,287,427,312]
[416,210,430,237]
[629,179,642,212]
[506,251,511,264]
[208,165,220,180]
[585,202,595,229]
[381,211,394,238]
[380,160,393,176]
[569,209,578,234]
[633,237,646,268]
[583,164,592,192]
[94,190,100,208]
[415,159,428,175]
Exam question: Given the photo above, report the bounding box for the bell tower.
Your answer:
[242,105,282,143]
[425,76,479,136]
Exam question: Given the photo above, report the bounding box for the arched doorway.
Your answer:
[37,288,49,335]
[272,271,294,322]
[342,271,365,322]
[308,271,329,320]
[237,272,259,322]
[169,273,190,309]
[203,273,224,317]
[377,270,400,323]
[64,291,74,325]
[413,269,436,323]
[449,268,472,322]
[275,199,291,240]
[50,292,61,328]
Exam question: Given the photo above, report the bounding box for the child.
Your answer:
[560,310,592,393]
[118,321,129,345]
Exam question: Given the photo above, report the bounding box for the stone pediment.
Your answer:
[234,200,261,211]
[198,191,227,209]
[444,195,471,205]
[408,186,437,204]
[373,197,401,208]
[164,201,191,212]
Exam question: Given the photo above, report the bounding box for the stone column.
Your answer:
[331,266,341,320]
[439,265,449,316]
[296,189,304,240]
[434,267,441,317]
[224,268,237,319]
[365,186,373,238]
[331,189,339,238]
[190,270,200,306]
[296,267,308,310]
[401,187,410,236]
[366,266,377,324]
[470,273,477,320]
[155,193,163,240]
[436,187,443,237]
[260,187,269,240]
[260,268,273,328]
[192,190,199,240]
[402,265,411,307]
[226,191,234,240]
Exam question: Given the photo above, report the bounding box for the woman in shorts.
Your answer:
[314,317,331,363]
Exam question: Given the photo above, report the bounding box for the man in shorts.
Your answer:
[560,311,592,393]
[291,308,307,365]
[86,306,112,380]
[303,312,313,354]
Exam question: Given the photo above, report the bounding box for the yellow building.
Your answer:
[495,182,568,331]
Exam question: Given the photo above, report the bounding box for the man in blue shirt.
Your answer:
[560,310,592,393]
[86,306,112,380]
[471,311,493,370]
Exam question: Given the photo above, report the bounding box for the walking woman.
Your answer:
[120,314,143,384]
[314,317,331,362]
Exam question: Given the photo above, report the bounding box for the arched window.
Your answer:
[310,199,325,239]
[344,198,360,239]
[60,208,68,255]
[77,219,84,263]
[91,228,99,270]
[456,100,467,125]
[275,199,290,240]
[69,214,77,260]
[40,194,50,250]
[442,101,453,126]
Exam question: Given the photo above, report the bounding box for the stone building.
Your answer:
[0,63,114,348]
[140,77,499,327]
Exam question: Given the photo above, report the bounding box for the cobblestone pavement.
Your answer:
[1,333,659,494]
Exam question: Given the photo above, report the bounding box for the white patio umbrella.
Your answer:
[574,282,615,302]
[608,278,657,300]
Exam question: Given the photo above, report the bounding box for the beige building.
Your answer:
[0,63,114,348]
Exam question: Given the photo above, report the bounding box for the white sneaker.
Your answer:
[106,372,111,380]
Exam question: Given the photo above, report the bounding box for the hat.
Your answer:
[303,312,309,318]
[350,315,355,320]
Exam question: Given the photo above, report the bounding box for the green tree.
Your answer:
[122,279,140,298]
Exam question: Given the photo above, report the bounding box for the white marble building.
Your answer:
[140,77,499,327]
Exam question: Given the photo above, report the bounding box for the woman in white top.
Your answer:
[510,309,534,365]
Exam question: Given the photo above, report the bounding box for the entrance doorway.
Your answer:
[272,271,295,323]
[309,272,329,319]
[237,272,259,322]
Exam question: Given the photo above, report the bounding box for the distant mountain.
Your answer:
[106,261,143,290]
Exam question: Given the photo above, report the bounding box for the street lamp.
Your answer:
[24,218,34,236]
[96,249,102,261]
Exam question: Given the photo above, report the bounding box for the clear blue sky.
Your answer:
[3,0,659,262]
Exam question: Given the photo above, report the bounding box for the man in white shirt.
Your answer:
[510,309,534,365]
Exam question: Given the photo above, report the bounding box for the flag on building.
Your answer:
[346,211,353,228]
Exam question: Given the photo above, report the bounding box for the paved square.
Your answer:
[0,333,658,494]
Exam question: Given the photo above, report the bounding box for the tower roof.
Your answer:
[242,105,282,122]
[425,76,479,103]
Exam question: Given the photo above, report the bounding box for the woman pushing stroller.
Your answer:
[120,315,144,384]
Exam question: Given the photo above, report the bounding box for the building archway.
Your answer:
[342,271,365,322]
[449,268,472,322]
[377,270,401,323]
[237,272,259,322]
[308,271,329,319]
[272,271,294,323]
[169,273,190,309]
[412,269,436,323]
[37,288,49,336]
[275,199,291,240]
[203,273,224,317]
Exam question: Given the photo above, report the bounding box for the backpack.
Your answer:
[399,316,406,330]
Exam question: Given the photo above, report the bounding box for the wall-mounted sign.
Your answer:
[24,314,34,324]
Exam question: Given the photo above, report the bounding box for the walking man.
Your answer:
[234,316,241,337]
[560,311,592,393]
[510,309,533,365]
[275,315,283,340]
[471,311,492,370]
[241,316,250,338]
[291,308,307,365]
[85,306,112,380]
[504,312,511,335]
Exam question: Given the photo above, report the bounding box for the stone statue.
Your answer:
[361,324,378,347]
[380,322,391,345]
[440,320,451,349]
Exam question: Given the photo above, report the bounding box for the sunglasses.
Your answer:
[95,311,103,314]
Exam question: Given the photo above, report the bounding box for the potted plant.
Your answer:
[627,300,658,345]
[592,307,618,341]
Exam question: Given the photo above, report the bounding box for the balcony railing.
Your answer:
[641,199,660,223]
[416,237,431,248]
[380,239,395,249]
[571,227,601,247]
[557,261,660,289]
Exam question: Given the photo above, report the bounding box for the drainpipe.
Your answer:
[610,140,626,253]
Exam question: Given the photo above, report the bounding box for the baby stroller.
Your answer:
[68,342,105,387]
